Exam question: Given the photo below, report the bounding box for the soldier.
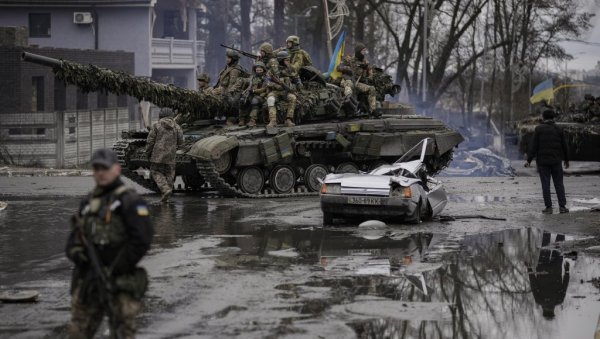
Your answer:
[336,43,377,113]
[197,73,210,92]
[239,62,270,127]
[265,51,301,127]
[146,108,184,202]
[284,35,313,72]
[257,42,279,71]
[66,148,153,339]
[213,50,246,95]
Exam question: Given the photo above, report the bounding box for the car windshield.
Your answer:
[394,138,432,164]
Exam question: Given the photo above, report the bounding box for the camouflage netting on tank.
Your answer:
[53,61,222,118]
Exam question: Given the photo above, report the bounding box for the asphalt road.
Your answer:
[0,175,599,338]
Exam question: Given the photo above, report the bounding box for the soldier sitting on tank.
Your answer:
[197,73,211,92]
[239,62,270,127]
[211,50,247,95]
[257,42,279,71]
[336,43,377,114]
[265,51,302,128]
[280,35,313,73]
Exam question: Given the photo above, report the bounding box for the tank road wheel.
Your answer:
[182,174,205,190]
[237,166,265,194]
[269,165,296,194]
[335,162,359,174]
[304,164,328,192]
[214,152,233,174]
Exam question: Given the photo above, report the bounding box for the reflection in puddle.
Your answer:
[210,225,599,339]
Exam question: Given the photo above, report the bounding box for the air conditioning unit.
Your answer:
[73,12,93,24]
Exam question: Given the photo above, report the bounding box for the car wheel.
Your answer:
[323,212,334,226]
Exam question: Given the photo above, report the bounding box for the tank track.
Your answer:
[113,139,160,193]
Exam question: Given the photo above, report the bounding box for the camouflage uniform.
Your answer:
[146,109,183,200]
[197,73,211,93]
[239,62,270,126]
[66,149,153,339]
[266,51,301,127]
[211,50,246,95]
[282,36,313,73]
[337,43,377,112]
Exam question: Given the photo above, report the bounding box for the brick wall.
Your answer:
[0,46,134,114]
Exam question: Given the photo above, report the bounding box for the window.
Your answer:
[29,13,51,37]
[31,76,44,112]
[117,94,128,107]
[8,127,46,136]
[54,78,66,111]
[97,91,108,108]
[76,89,88,110]
[163,10,186,39]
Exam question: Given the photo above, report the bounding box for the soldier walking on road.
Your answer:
[146,108,183,202]
[525,109,570,214]
[66,148,153,339]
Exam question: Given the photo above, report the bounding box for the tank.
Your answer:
[516,106,600,162]
[22,51,463,198]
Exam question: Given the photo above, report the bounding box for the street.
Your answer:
[1,175,599,338]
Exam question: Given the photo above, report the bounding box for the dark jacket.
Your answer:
[527,120,569,165]
[65,178,153,278]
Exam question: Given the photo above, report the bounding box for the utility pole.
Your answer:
[422,0,428,107]
[478,1,490,119]
[322,0,333,58]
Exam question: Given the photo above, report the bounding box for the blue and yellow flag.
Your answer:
[325,31,346,80]
[530,79,554,104]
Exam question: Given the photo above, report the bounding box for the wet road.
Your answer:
[1,176,600,338]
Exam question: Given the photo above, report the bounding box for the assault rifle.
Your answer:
[220,44,259,60]
[73,217,123,339]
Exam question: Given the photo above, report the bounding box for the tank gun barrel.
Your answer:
[21,51,221,118]
[22,51,64,68]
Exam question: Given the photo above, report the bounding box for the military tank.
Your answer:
[516,108,600,162]
[22,51,463,198]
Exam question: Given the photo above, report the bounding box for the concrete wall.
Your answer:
[0,108,130,168]
[0,6,152,76]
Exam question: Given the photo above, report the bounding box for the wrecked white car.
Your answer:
[320,138,448,225]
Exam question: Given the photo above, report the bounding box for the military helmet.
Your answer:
[276,50,290,62]
[226,49,240,61]
[159,107,175,118]
[259,42,273,55]
[354,42,367,57]
[253,61,267,72]
[197,73,210,82]
[286,35,300,46]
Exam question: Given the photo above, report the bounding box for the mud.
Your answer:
[1,176,600,338]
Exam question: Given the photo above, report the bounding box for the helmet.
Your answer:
[276,50,290,62]
[354,42,367,58]
[253,61,267,72]
[159,107,175,118]
[259,42,273,55]
[286,35,300,46]
[197,73,210,82]
[226,50,240,61]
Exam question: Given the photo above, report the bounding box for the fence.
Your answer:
[0,107,131,168]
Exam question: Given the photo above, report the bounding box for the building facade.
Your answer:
[0,0,205,89]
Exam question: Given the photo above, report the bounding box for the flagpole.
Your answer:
[322,0,333,58]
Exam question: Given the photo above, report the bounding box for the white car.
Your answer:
[320,138,448,225]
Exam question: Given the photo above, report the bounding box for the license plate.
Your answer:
[347,196,382,205]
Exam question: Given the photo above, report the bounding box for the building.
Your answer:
[0,0,205,89]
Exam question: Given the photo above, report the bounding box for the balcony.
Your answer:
[151,38,205,69]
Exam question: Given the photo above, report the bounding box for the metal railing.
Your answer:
[151,38,205,68]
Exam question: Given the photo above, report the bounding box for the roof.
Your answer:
[0,0,153,6]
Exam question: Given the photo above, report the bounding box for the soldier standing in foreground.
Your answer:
[337,43,377,113]
[146,108,183,202]
[66,148,153,339]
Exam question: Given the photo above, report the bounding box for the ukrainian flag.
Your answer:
[530,79,554,104]
[325,31,346,80]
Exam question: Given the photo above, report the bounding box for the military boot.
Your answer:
[285,118,295,127]
[248,109,258,128]
[267,106,278,127]
[238,118,246,126]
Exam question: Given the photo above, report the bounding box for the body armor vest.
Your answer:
[80,185,130,246]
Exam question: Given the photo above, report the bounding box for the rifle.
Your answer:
[240,75,255,105]
[220,44,259,60]
[74,218,123,339]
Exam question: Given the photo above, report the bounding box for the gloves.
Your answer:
[69,246,88,266]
